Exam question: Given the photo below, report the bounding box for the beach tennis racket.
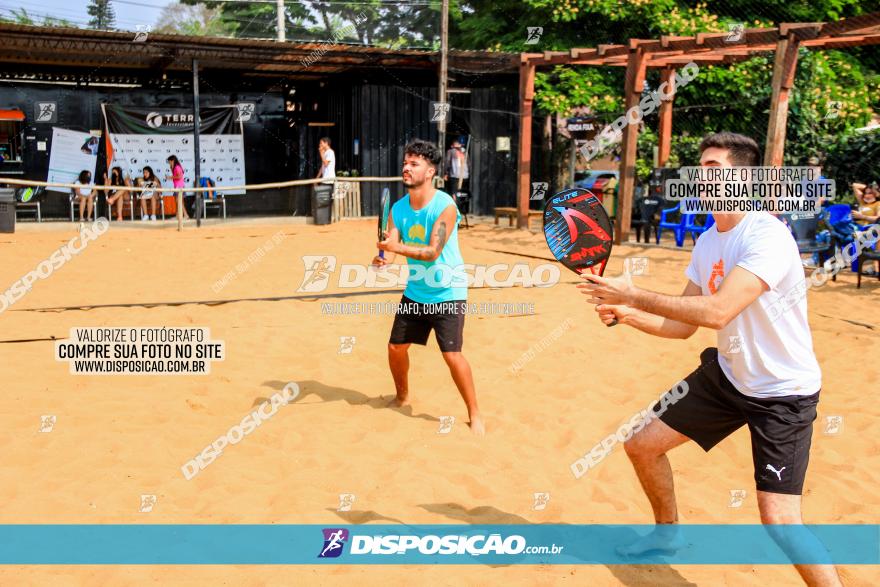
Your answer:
[378,187,391,259]
[543,187,617,326]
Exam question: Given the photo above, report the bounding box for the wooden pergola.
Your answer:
[516,13,880,242]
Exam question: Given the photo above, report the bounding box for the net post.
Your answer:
[177,189,183,231]
[192,58,202,228]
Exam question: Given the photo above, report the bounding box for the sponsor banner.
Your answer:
[0,525,875,564]
[46,127,99,193]
[101,105,246,195]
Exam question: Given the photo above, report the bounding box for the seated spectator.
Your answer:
[138,166,161,221]
[199,176,216,199]
[105,166,131,221]
[853,182,880,225]
[73,169,95,224]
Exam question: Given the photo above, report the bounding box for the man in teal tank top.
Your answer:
[371,139,484,435]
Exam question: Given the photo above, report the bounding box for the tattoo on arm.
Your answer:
[408,221,449,261]
[435,221,448,254]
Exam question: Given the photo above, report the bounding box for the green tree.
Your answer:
[452,0,880,171]
[0,7,76,27]
[1,7,34,24]
[87,0,116,30]
[180,0,437,46]
[154,3,233,37]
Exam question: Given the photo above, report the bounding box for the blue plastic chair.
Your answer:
[686,214,715,243]
[657,204,688,246]
[657,205,712,247]
[824,203,852,227]
[823,204,859,271]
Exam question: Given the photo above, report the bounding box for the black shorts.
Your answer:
[388,295,466,352]
[658,348,819,495]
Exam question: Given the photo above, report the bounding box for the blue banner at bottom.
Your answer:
[0,525,876,565]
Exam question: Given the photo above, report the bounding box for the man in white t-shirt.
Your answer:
[317,137,336,181]
[579,132,840,586]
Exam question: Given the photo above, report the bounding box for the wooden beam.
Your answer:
[661,35,691,48]
[779,22,824,39]
[615,46,647,245]
[649,53,763,66]
[657,67,676,167]
[696,32,732,45]
[764,34,801,166]
[820,12,880,36]
[657,55,727,65]
[517,56,536,229]
[801,33,880,48]
[647,28,783,56]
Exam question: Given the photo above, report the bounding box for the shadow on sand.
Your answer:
[417,503,696,584]
[261,379,439,423]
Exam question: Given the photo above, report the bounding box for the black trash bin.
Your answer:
[312,183,333,225]
[0,188,14,233]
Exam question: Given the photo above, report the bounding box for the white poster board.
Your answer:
[46,128,99,193]
[107,134,245,195]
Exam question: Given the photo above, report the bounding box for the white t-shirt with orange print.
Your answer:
[685,212,822,398]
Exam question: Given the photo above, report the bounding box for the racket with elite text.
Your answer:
[378,187,391,260]
[542,187,617,326]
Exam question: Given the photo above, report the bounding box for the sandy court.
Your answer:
[0,217,877,586]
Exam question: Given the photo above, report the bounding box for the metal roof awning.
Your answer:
[0,23,519,82]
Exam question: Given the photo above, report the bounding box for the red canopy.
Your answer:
[0,109,25,121]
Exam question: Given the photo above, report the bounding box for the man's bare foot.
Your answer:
[616,525,685,557]
[386,395,409,408]
[469,413,486,436]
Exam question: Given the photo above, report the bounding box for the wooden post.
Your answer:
[517,57,536,229]
[657,67,676,167]
[438,0,449,163]
[615,44,647,244]
[764,35,801,166]
[177,189,183,231]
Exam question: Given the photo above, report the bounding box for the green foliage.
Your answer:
[635,126,657,182]
[0,7,77,27]
[824,129,880,202]
[87,0,116,30]
[181,0,439,45]
[783,50,879,165]
[451,0,880,178]
[536,67,623,115]
[1,7,34,24]
[154,4,234,37]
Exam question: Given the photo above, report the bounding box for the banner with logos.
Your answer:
[101,105,246,195]
[0,524,874,564]
[46,127,99,193]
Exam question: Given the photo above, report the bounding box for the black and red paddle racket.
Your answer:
[543,187,617,325]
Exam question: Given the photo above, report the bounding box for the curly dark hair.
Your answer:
[404,139,441,169]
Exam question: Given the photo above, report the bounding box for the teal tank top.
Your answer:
[391,190,467,303]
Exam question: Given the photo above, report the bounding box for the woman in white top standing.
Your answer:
[73,169,95,224]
